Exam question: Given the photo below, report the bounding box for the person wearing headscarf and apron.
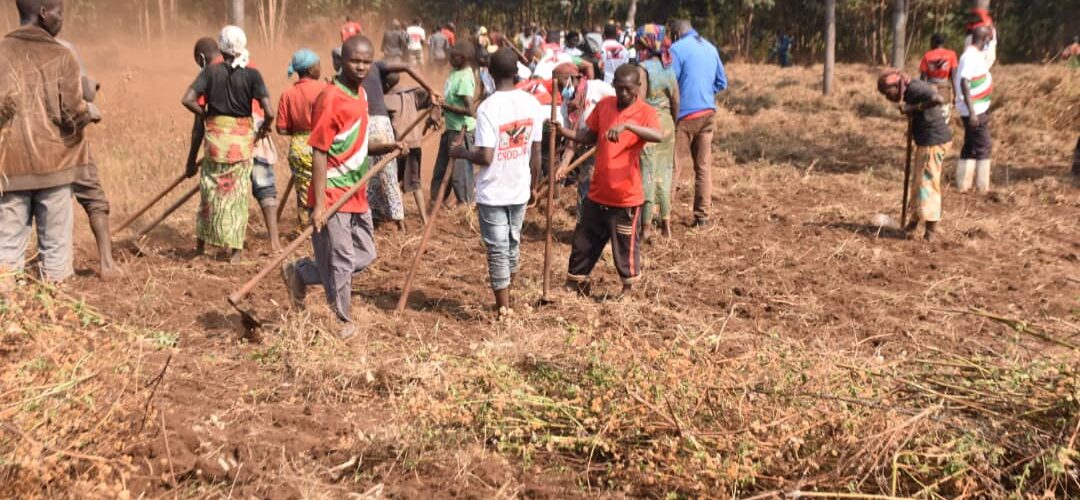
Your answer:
[181,26,275,260]
[634,24,679,240]
[277,49,326,225]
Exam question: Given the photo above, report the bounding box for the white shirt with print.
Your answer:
[474,90,544,206]
[601,39,629,84]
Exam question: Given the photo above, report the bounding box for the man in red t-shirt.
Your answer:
[919,33,958,103]
[281,35,404,339]
[554,65,662,297]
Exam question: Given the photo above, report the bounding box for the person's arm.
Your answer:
[449,145,494,166]
[311,148,328,231]
[606,122,663,143]
[184,115,204,178]
[369,140,406,156]
[181,88,205,117]
[714,51,728,93]
[57,53,93,131]
[382,61,439,99]
[556,123,598,145]
[276,94,291,135]
[901,88,945,115]
[256,96,275,140]
[961,77,977,127]
[667,81,681,128]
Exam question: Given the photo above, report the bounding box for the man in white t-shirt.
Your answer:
[955,26,994,193]
[449,48,543,316]
[601,23,629,84]
[406,19,426,66]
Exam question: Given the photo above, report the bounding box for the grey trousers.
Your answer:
[0,185,75,282]
[296,210,377,322]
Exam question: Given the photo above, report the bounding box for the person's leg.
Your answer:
[566,198,610,293]
[0,190,33,277]
[450,131,476,204]
[478,204,512,311]
[72,163,120,278]
[431,131,453,207]
[315,211,356,323]
[673,118,693,196]
[403,148,428,224]
[251,158,281,251]
[974,113,993,193]
[348,211,378,274]
[906,146,929,232]
[957,117,977,192]
[33,185,75,282]
[658,161,674,238]
[609,204,643,294]
[640,146,657,235]
[691,115,715,225]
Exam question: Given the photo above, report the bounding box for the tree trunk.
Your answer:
[626,0,637,30]
[824,0,836,95]
[228,0,244,28]
[157,0,166,38]
[973,0,990,10]
[891,0,907,69]
[745,6,754,60]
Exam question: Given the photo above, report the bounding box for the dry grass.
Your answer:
[2,32,1079,499]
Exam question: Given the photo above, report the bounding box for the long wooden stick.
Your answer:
[111,173,187,235]
[901,118,914,228]
[276,174,295,221]
[541,96,559,301]
[132,184,199,242]
[395,132,461,313]
[228,109,434,308]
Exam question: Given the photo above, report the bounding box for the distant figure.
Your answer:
[476,26,491,53]
[955,26,994,194]
[276,49,326,225]
[441,22,457,47]
[773,32,792,67]
[405,19,426,66]
[601,23,629,84]
[635,24,680,241]
[1,0,99,284]
[670,19,727,227]
[431,42,478,207]
[381,19,408,60]
[428,26,450,69]
[1061,36,1080,68]
[384,71,435,223]
[182,26,276,261]
[919,33,958,109]
[877,70,952,242]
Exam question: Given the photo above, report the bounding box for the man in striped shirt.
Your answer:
[955,26,994,194]
[282,35,404,340]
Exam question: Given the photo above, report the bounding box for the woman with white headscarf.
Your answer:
[181,26,275,261]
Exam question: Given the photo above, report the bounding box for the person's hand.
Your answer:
[394,141,409,157]
[431,93,446,108]
[87,103,103,124]
[546,120,564,137]
[255,122,272,142]
[448,145,468,159]
[184,157,199,178]
[606,123,627,143]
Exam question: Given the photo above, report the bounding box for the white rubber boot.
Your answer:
[975,159,992,193]
[955,159,975,192]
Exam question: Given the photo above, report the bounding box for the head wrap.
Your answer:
[876,69,911,100]
[340,21,363,42]
[288,49,320,77]
[636,23,671,67]
[478,26,488,35]
[218,25,250,69]
[966,8,993,32]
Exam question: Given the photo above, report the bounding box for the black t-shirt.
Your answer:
[362,61,390,117]
[190,63,269,117]
[382,30,409,58]
[904,79,951,147]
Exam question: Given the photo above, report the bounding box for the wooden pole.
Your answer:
[395,132,462,313]
[111,174,188,235]
[132,184,199,242]
[823,0,836,95]
[541,95,559,301]
[276,175,295,221]
[901,118,914,229]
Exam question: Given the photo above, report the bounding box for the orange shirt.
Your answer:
[585,97,659,208]
[276,77,327,133]
[919,48,958,82]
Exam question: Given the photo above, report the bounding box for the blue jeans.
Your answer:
[477,203,526,290]
[251,159,277,207]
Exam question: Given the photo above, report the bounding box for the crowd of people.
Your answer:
[2,0,1074,339]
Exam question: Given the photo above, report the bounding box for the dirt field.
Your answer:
[2,31,1079,499]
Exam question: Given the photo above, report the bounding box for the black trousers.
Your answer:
[567,198,643,285]
[961,112,992,160]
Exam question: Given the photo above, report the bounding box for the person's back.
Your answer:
[0,25,92,192]
[407,24,425,51]
[429,30,449,62]
[192,62,268,118]
[474,88,542,206]
[600,25,628,84]
[920,47,957,83]
[670,25,726,120]
[382,26,408,59]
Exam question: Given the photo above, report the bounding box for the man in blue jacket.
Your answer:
[670,19,727,227]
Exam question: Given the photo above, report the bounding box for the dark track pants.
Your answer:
[566,198,643,285]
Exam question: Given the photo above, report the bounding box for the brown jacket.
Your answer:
[0,25,92,192]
